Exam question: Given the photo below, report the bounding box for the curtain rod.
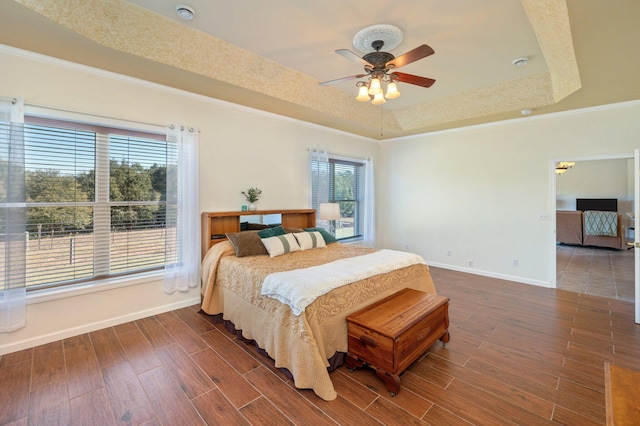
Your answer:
[308,147,370,163]
[24,101,166,131]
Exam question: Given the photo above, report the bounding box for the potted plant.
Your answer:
[241,187,262,211]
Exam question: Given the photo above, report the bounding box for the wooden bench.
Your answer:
[345,288,450,396]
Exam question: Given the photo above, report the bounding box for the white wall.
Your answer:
[0,45,377,354]
[378,101,640,287]
[556,158,631,211]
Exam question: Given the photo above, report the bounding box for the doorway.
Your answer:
[552,155,635,302]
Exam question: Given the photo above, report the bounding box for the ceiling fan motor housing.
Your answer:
[362,41,395,73]
[363,51,395,67]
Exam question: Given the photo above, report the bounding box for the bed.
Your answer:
[199,211,437,401]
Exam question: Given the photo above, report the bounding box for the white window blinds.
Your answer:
[21,116,172,289]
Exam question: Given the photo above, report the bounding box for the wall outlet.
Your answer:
[513,258,519,266]
[404,244,409,251]
[468,260,474,267]
[539,213,548,221]
[447,249,452,256]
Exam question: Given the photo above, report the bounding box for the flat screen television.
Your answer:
[576,198,617,212]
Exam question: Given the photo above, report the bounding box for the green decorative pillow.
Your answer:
[304,227,338,244]
[293,231,327,250]
[257,225,286,239]
[225,231,269,257]
[261,233,301,257]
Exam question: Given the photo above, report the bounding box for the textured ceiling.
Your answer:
[1,0,639,139]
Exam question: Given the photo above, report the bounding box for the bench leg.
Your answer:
[345,354,364,372]
[440,330,450,346]
[376,371,401,396]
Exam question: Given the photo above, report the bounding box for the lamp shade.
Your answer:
[319,203,341,221]
[371,92,386,105]
[385,81,400,99]
[356,85,371,102]
[368,77,382,95]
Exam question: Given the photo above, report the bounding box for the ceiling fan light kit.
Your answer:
[320,24,436,105]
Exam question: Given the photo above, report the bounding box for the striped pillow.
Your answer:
[261,233,301,257]
[293,231,326,250]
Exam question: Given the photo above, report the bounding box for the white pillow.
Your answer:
[293,231,326,250]
[261,233,301,257]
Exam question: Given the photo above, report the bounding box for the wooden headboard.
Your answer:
[200,209,316,258]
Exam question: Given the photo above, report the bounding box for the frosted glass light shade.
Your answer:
[356,85,371,101]
[368,77,382,95]
[371,92,386,105]
[385,82,400,99]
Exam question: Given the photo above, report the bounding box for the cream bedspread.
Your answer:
[262,249,427,315]
[200,241,436,401]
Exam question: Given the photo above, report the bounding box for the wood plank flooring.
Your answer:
[1,267,639,425]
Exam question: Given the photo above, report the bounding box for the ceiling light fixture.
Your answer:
[512,57,529,67]
[521,108,533,115]
[555,161,575,174]
[352,38,404,104]
[320,24,435,106]
[351,25,405,105]
[355,71,401,104]
[176,5,195,20]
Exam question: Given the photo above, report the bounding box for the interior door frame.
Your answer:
[634,149,639,323]
[549,152,634,289]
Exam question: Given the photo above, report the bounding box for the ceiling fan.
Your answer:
[319,39,436,104]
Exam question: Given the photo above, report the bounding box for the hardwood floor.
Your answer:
[1,267,639,425]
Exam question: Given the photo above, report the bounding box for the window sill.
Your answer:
[338,236,365,245]
[26,271,164,305]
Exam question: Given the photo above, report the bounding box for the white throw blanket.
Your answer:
[261,249,426,315]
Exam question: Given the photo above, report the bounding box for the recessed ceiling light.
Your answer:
[521,108,533,115]
[513,57,529,67]
[176,5,195,20]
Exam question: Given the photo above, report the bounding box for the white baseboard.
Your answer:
[0,297,200,356]
[426,261,552,288]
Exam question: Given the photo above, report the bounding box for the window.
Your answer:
[18,116,174,290]
[311,154,365,240]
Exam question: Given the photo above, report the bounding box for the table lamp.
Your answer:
[319,202,341,236]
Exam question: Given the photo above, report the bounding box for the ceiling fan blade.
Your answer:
[336,49,373,67]
[319,74,367,86]
[386,44,435,69]
[395,72,436,88]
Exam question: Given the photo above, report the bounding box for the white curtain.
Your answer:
[0,97,26,332]
[163,125,200,294]
[362,157,376,247]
